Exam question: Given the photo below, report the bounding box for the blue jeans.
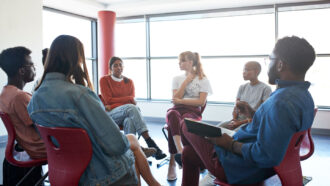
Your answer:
[107,104,148,137]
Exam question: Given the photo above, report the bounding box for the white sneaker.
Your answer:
[199,171,216,186]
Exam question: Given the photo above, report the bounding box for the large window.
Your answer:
[149,12,275,101]
[43,9,98,91]
[278,6,330,106]
[115,19,147,98]
[150,13,274,56]
[116,2,330,107]
[115,20,146,57]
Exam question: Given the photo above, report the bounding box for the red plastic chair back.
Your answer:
[36,124,93,186]
[300,128,314,161]
[214,130,307,186]
[201,101,207,114]
[0,112,47,167]
[300,108,317,161]
[273,130,306,186]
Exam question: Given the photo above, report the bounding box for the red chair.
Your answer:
[36,124,93,186]
[0,112,48,185]
[300,108,317,161]
[300,128,314,161]
[214,130,307,186]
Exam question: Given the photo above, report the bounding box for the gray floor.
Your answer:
[141,122,330,186]
[0,122,329,186]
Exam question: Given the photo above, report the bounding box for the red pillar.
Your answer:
[98,11,116,77]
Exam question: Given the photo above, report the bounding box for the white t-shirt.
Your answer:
[172,74,213,99]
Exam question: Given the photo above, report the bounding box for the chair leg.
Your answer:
[157,157,170,168]
[162,127,168,141]
[34,171,48,186]
[16,166,36,186]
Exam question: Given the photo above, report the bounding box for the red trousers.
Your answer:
[166,105,201,154]
[181,122,227,186]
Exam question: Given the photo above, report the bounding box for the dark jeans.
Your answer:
[3,158,43,186]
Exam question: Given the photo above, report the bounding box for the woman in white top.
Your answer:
[166,51,212,181]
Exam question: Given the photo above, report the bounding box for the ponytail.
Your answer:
[179,51,206,80]
[193,52,206,80]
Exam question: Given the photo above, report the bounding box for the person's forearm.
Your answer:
[179,98,205,107]
[230,140,243,156]
[173,80,189,99]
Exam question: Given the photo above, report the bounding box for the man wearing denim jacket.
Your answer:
[180,36,316,185]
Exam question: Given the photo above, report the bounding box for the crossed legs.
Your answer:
[166,109,200,180]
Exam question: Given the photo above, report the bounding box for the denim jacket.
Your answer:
[27,72,135,186]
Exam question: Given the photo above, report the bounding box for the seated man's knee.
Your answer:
[182,145,201,166]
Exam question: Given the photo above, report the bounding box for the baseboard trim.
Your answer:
[143,116,165,124]
[311,128,330,136]
[0,135,7,148]
[143,116,220,125]
[143,116,330,136]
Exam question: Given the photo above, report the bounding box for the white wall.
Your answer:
[0,0,43,183]
[137,101,330,130]
[0,0,43,137]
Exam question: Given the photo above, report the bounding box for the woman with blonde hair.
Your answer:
[166,51,212,180]
[28,35,160,186]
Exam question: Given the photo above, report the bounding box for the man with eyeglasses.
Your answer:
[0,46,46,186]
[180,36,316,185]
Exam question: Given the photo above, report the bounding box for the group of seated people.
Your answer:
[0,34,316,186]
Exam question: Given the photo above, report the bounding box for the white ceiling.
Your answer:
[44,0,322,18]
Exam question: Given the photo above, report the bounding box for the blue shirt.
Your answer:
[27,72,136,186]
[215,80,315,184]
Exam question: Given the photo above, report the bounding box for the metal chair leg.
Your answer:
[34,172,48,186]
[16,166,36,186]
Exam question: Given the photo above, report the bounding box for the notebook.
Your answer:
[184,118,236,137]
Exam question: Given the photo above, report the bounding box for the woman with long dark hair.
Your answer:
[28,35,160,186]
[100,56,166,160]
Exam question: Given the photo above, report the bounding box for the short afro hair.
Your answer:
[0,46,31,78]
[274,36,315,75]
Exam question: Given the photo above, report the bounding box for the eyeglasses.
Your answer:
[264,56,279,66]
[23,63,35,69]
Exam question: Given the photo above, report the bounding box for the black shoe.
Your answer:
[174,153,182,167]
[141,147,157,158]
[146,137,167,160]
[154,150,167,160]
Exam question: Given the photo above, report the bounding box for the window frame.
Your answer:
[43,7,99,93]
